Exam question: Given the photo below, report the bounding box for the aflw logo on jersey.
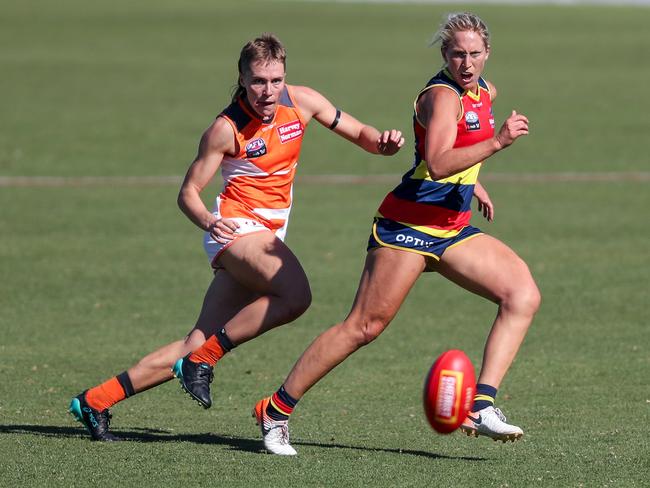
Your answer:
[277,120,304,144]
[245,138,267,158]
[465,111,480,131]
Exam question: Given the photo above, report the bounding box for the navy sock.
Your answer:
[266,385,298,421]
[472,383,498,411]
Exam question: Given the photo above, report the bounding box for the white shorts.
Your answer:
[203,217,287,269]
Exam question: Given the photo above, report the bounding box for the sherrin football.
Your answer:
[423,349,476,434]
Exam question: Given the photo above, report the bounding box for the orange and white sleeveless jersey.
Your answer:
[214,85,307,238]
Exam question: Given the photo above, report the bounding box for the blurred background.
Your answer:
[2,0,649,179]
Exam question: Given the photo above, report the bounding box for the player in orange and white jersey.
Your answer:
[256,13,541,454]
[69,33,404,441]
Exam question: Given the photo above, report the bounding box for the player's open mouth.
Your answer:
[460,73,473,83]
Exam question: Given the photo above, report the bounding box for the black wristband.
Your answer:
[328,108,341,130]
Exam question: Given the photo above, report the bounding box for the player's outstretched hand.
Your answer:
[377,129,405,156]
[495,110,529,150]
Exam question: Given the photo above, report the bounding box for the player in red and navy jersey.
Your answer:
[68,33,404,441]
[256,13,541,454]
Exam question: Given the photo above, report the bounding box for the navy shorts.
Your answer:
[367,217,482,262]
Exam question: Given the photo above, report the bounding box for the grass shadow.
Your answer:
[0,424,486,461]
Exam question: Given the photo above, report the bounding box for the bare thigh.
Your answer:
[206,230,312,343]
[433,233,538,304]
[346,246,427,328]
[217,230,310,297]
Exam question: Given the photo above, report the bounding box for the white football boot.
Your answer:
[460,406,524,442]
[253,397,297,456]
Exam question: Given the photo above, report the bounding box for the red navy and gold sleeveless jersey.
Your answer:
[377,69,494,238]
[216,85,306,233]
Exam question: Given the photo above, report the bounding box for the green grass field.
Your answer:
[1,1,649,486]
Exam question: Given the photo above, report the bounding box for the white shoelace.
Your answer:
[275,424,290,444]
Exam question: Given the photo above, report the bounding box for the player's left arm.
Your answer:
[473,180,494,222]
[292,85,404,155]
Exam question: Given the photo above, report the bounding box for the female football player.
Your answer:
[69,33,404,441]
[254,13,541,455]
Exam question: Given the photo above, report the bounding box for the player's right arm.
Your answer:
[178,118,239,239]
[292,85,404,156]
[421,87,528,180]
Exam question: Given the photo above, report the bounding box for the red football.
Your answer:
[423,349,476,434]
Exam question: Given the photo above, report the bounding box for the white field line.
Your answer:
[0,172,649,188]
[0,176,183,187]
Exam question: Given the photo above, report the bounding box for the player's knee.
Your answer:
[347,316,390,347]
[502,280,541,319]
[528,283,542,315]
[519,280,541,317]
[282,285,312,322]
